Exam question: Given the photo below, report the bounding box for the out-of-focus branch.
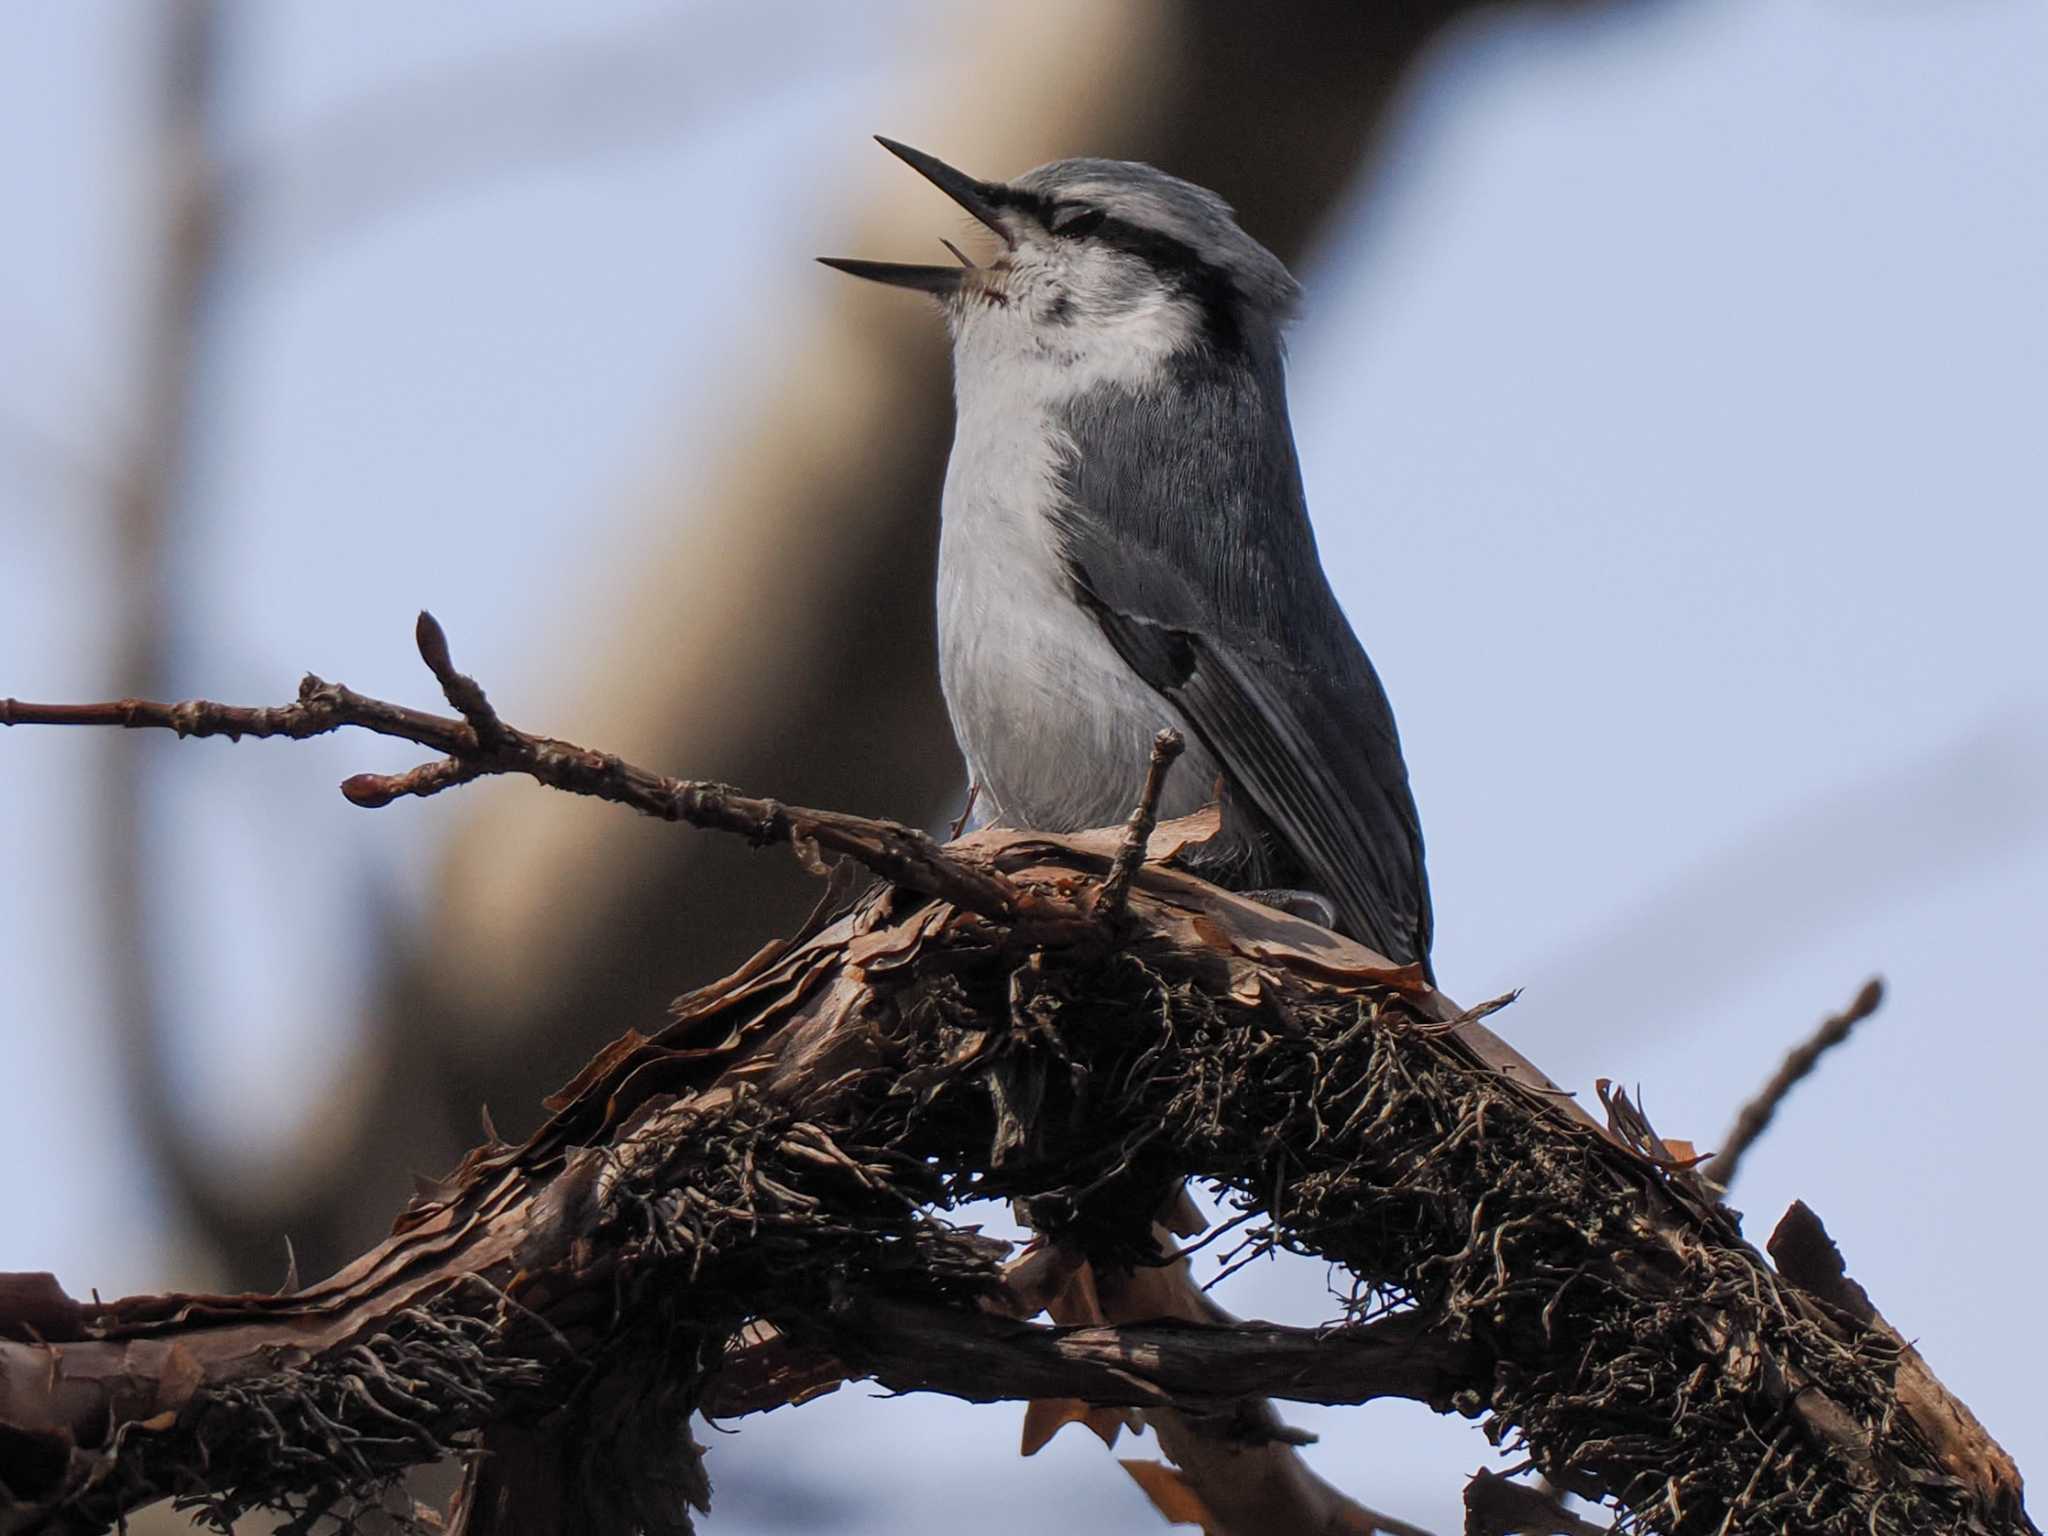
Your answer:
[1703,977,1885,1191]
[96,0,245,1305]
[223,11,768,282]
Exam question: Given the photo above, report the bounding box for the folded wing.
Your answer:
[1053,350,1433,973]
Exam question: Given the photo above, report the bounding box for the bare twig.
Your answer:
[948,781,981,842]
[2,611,1035,928]
[1095,728,1184,920]
[1703,978,1885,1191]
[412,610,506,748]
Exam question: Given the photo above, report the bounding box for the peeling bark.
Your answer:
[0,819,2030,1534]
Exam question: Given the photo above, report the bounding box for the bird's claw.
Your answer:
[1241,887,1338,931]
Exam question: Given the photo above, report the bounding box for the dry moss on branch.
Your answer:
[858,924,1995,1535]
[1,839,2029,1536]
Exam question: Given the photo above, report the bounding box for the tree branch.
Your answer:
[0,640,2030,1536]
[1703,977,1885,1190]
[791,1298,1480,1417]
[2,610,1033,928]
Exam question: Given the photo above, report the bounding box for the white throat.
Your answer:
[947,280,1198,409]
[932,288,1226,837]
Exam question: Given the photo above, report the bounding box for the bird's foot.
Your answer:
[1241,887,1338,930]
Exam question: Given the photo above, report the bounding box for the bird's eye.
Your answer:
[1049,205,1106,238]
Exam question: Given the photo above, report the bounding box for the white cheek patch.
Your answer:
[951,244,1199,403]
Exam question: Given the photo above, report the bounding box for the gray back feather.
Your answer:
[1051,341,1434,971]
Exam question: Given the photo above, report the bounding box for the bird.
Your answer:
[822,137,1433,980]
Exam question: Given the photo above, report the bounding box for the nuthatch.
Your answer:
[825,138,1432,976]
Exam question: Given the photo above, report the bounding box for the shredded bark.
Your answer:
[1,631,2030,1535]
[0,830,2028,1535]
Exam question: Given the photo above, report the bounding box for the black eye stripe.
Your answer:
[1089,218,1207,276]
[991,185,1208,266]
[985,184,1051,218]
[989,184,1246,352]
[1050,205,1106,238]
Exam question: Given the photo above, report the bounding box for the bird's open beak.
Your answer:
[815,256,964,294]
[817,136,1013,295]
[872,137,1014,247]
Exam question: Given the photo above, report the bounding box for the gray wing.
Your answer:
[1053,348,1433,974]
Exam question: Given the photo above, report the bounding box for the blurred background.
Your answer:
[2,0,2044,1530]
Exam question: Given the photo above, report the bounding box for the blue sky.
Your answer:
[2,2,2044,1531]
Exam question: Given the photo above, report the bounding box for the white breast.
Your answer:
[935,292,1226,834]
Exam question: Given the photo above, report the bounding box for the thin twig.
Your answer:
[413,610,506,748]
[947,782,981,842]
[1703,978,1885,1191]
[1095,728,1184,920]
[3,610,1034,927]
